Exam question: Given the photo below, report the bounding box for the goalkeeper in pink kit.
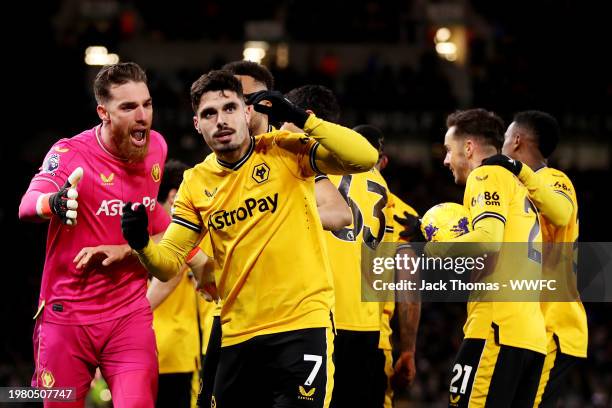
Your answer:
[19,62,169,407]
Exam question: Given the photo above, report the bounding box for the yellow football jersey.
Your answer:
[172,132,334,347]
[463,165,547,354]
[537,167,587,357]
[378,193,419,350]
[153,269,201,374]
[326,168,394,331]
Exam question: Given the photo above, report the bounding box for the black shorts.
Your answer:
[534,334,583,408]
[330,330,386,408]
[449,328,545,408]
[157,372,193,408]
[197,315,221,407]
[212,327,334,408]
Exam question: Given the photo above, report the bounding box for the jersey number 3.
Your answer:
[332,174,388,250]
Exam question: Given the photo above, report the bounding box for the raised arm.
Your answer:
[482,155,572,227]
[517,166,572,227]
[305,115,379,174]
[246,90,378,175]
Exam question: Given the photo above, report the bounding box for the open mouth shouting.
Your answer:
[130,128,148,147]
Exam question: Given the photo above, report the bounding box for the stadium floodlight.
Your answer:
[84,46,120,66]
[433,25,466,64]
[243,41,269,64]
[435,27,452,43]
[435,41,457,57]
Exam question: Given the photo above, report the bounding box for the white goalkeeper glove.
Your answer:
[36,167,83,226]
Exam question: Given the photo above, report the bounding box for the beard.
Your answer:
[206,124,250,158]
[214,141,241,153]
[111,127,150,163]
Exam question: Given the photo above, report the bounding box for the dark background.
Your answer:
[3,1,611,406]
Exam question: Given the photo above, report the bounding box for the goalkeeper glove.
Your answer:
[246,90,310,129]
[481,154,523,176]
[121,202,150,250]
[394,211,425,242]
[36,167,83,226]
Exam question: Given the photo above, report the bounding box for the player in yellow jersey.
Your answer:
[223,61,351,231]
[190,62,351,408]
[400,109,547,407]
[121,70,378,407]
[146,159,201,408]
[283,86,391,407]
[483,110,587,407]
[354,125,421,408]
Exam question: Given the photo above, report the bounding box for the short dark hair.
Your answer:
[190,70,244,113]
[446,108,504,150]
[353,124,384,153]
[285,85,341,123]
[94,62,147,104]
[222,61,274,90]
[513,110,560,158]
[158,159,189,202]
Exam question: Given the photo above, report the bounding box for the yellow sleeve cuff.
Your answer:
[136,222,201,281]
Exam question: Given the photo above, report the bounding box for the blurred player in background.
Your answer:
[483,110,587,407]
[19,62,169,407]
[354,124,421,408]
[121,70,379,407]
[147,159,201,408]
[284,86,404,408]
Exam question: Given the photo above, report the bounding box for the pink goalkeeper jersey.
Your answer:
[24,125,170,324]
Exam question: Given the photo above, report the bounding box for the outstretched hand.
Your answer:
[74,245,132,270]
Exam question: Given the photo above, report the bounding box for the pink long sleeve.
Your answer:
[19,172,65,222]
